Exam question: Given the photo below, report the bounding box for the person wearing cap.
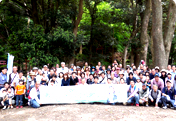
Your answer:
[148,84,162,108]
[0,67,8,90]
[43,65,49,75]
[99,72,107,84]
[151,73,164,91]
[161,80,176,109]
[57,62,68,74]
[155,66,161,76]
[114,67,120,78]
[165,72,174,87]
[139,84,149,107]
[90,66,95,74]
[106,68,111,79]
[9,66,19,88]
[33,67,38,75]
[124,80,139,107]
[27,72,36,90]
[171,65,176,80]
[160,69,167,87]
[126,72,136,85]
[117,71,126,83]
[70,64,74,71]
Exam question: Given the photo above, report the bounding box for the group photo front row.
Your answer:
[0,60,176,110]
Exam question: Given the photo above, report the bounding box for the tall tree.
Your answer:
[152,0,176,69]
[140,0,151,64]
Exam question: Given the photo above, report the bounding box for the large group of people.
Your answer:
[0,60,176,110]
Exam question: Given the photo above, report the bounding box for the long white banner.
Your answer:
[40,84,128,104]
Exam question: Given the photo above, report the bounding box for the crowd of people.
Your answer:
[0,60,176,110]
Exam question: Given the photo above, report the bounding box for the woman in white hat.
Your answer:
[27,72,36,90]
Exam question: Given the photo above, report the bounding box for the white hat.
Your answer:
[119,71,124,75]
[160,69,166,73]
[155,66,160,70]
[43,65,48,68]
[33,67,38,70]
[29,72,36,76]
[61,62,65,65]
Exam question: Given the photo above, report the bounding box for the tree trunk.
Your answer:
[123,45,128,69]
[152,0,167,69]
[150,30,155,68]
[163,0,176,64]
[140,0,151,64]
[31,0,40,24]
[69,0,84,66]
[130,48,134,65]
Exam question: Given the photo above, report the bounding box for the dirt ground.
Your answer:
[0,104,176,121]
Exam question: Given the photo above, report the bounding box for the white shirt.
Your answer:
[16,76,26,85]
[29,87,41,104]
[98,76,107,84]
[10,73,19,86]
[57,67,68,74]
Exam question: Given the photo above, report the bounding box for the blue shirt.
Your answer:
[0,72,7,85]
[162,87,176,100]
[171,71,176,79]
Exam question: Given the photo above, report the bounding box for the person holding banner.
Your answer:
[0,67,7,90]
[123,80,139,107]
[29,81,41,108]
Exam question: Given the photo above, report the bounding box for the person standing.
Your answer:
[9,66,19,88]
[0,67,7,90]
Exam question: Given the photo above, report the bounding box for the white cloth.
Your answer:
[57,67,68,74]
[29,87,41,104]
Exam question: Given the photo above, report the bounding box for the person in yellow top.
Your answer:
[15,80,26,109]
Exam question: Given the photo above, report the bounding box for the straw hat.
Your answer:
[29,72,36,76]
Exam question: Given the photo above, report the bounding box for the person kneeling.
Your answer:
[161,80,176,109]
[139,84,149,107]
[29,81,41,108]
[124,80,139,107]
[148,84,162,108]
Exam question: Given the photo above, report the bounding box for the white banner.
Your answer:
[40,84,128,104]
[7,53,14,82]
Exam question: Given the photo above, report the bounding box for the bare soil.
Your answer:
[0,104,176,121]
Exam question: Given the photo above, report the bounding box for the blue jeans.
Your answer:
[127,94,139,104]
[4,100,9,106]
[30,99,40,108]
[16,95,23,106]
[161,96,176,107]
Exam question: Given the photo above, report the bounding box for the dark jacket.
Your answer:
[69,76,78,85]
[126,77,136,85]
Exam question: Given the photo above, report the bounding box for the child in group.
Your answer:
[144,75,151,89]
[107,78,112,84]
[15,80,26,109]
[1,87,14,110]
[49,80,55,86]
[41,73,48,85]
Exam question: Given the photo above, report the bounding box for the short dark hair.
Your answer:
[4,82,9,86]
[50,80,55,83]
[107,78,112,80]
[128,72,133,76]
[53,75,57,78]
[139,72,143,76]
[2,67,8,70]
[19,79,24,82]
[94,76,99,80]
[133,69,136,72]
[18,70,23,74]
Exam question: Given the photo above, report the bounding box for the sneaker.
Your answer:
[155,106,159,109]
[7,106,10,109]
[136,104,139,107]
[163,106,167,109]
[16,106,19,109]
[11,106,13,109]
[20,106,23,108]
[146,104,149,107]
[3,106,6,110]
[123,102,127,106]
[1,101,4,106]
